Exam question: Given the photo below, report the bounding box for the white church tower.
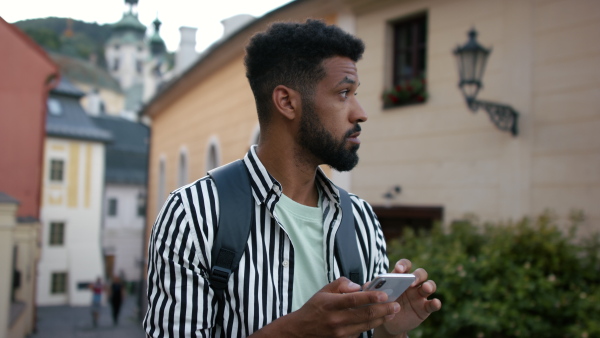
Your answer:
[104,0,149,120]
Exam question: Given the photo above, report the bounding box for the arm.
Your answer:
[143,193,215,337]
[250,277,400,338]
[357,199,441,337]
[373,259,442,337]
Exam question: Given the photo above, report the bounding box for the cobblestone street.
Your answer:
[28,295,146,338]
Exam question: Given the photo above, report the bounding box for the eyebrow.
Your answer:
[336,76,360,87]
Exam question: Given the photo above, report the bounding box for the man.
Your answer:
[144,19,441,337]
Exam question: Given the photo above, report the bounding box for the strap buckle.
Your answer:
[210,266,231,290]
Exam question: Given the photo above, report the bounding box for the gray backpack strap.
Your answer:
[207,160,253,322]
[335,187,364,285]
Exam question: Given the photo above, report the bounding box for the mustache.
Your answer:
[344,124,362,138]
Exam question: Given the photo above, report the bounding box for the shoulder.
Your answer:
[348,193,378,218]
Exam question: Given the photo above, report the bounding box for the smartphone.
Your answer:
[363,273,415,302]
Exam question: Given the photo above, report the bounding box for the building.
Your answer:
[0,16,58,338]
[104,0,168,120]
[92,115,149,285]
[37,77,112,306]
[141,0,598,246]
[50,52,125,117]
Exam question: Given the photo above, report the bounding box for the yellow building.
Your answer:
[142,0,599,245]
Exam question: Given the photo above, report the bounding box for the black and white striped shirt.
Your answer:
[144,146,389,337]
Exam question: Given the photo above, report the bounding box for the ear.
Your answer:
[272,85,300,121]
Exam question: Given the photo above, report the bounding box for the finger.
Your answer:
[412,268,428,286]
[424,298,442,313]
[346,302,400,331]
[418,280,437,298]
[335,289,389,309]
[322,277,362,294]
[393,259,412,273]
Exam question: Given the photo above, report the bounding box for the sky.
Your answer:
[1,0,295,52]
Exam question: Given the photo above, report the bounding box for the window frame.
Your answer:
[49,159,65,182]
[51,272,68,294]
[391,13,428,86]
[108,198,118,217]
[49,222,65,246]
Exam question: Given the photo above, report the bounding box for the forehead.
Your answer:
[320,56,359,85]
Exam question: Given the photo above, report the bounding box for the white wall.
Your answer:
[102,184,145,281]
[38,138,105,306]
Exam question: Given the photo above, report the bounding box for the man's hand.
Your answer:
[375,259,442,337]
[252,277,400,338]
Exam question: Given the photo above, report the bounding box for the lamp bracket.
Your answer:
[468,99,519,136]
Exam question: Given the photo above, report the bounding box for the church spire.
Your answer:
[125,0,139,14]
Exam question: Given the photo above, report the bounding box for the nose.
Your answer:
[351,98,368,123]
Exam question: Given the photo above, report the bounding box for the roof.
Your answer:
[46,77,112,142]
[141,0,308,117]
[0,191,20,205]
[112,12,146,33]
[52,74,85,97]
[91,115,149,185]
[50,53,122,93]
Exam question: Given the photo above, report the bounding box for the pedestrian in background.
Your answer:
[89,277,103,328]
[109,275,126,325]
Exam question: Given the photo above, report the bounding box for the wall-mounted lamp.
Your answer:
[453,28,519,136]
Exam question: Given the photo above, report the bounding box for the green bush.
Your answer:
[387,211,600,337]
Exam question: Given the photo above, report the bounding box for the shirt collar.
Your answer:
[243,145,342,206]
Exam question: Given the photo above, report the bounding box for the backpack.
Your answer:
[207,160,363,321]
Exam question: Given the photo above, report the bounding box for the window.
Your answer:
[137,191,146,217]
[178,151,188,187]
[48,98,62,115]
[49,222,65,245]
[51,272,67,294]
[392,13,427,85]
[108,198,118,216]
[157,159,166,212]
[207,143,219,171]
[49,159,64,182]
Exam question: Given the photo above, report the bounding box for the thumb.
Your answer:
[321,277,362,294]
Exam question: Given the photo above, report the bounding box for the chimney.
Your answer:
[175,26,198,76]
[221,14,255,38]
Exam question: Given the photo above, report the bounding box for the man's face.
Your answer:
[298,57,367,172]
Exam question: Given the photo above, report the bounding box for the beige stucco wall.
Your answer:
[147,54,258,224]
[8,221,40,338]
[0,201,18,338]
[352,0,599,236]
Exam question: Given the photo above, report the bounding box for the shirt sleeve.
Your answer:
[143,190,216,338]
[351,195,390,280]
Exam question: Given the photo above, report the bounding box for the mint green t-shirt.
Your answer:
[275,192,329,311]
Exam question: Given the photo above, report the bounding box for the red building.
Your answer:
[0,17,59,220]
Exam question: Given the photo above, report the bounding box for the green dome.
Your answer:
[112,12,146,33]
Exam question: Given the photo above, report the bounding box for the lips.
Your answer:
[347,131,361,144]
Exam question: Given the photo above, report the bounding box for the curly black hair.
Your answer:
[244,19,365,124]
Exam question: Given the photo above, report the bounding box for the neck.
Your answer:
[256,140,320,207]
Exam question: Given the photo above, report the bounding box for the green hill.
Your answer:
[14,17,113,69]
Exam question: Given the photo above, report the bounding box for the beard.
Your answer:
[298,97,361,172]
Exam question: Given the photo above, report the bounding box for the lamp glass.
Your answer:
[454,28,490,103]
